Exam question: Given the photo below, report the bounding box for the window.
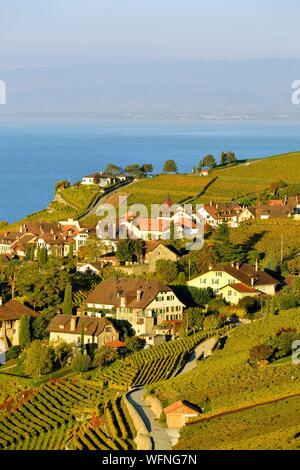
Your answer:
[201,278,206,284]
[216,272,223,277]
[228,290,232,297]
[212,279,219,285]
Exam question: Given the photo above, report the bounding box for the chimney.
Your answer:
[251,277,255,286]
[137,290,142,302]
[0,297,2,306]
[210,200,213,206]
[70,317,76,332]
[120,296,126,308]
[231,261,235,268]
[216,204,219,210]
[255,259,259,272]
[236,262,240,270]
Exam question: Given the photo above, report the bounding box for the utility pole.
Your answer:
[280,233,284,264]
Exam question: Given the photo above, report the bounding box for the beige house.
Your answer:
[86,278,185,336]
[0,299,38,353]
[164,400,201,429]
[144,241,180,272]
[219,283,260,305]
[47,314,119,348]
[187,262,278,297]
[237,207,257,223]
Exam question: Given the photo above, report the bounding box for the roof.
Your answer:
[106,340,126,349]
[146,241,180,256]
[220,283,260,294]
[256,205,292,218]
[0,300,38,321]
[223,264,278,287]
[47,314,115,337]
[164,400,201,415]
[191,263,278,288]
[86,278,179,310]
[203,203,242,220]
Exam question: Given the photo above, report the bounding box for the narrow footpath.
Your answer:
[128,336,218,450]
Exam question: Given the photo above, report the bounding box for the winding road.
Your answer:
[128,336,218,450]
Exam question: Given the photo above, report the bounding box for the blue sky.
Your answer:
[1,0,300,67]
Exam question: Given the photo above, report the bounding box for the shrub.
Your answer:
[267,327,299,359]
[24,340,54,378]
[238,297,260,314]
[249,344,273,365]
[93,346,118,367]
[203,315,223,331]
[6,346,22,361]
[125,336,146,353]
[70,350,92,372]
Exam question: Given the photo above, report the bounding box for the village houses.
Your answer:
[187,262,278,299]
[0,298,38,354]
[47,314,119,349]
[85,278,185,336]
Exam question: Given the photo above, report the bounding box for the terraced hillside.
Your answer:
[0,379,135,450]
[96,329,220,388]
[176,395,300,450]
[119,152,300,208]
[150,309,300,413]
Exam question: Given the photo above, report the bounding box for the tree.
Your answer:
[55,180,70,193]
[220,151,226,166]
[238,297,260,315]
[185,307,204,332]
[93,346,118,367]
[226,151,237,164]
[1,259,21,299]
[81,235,104,262]
[38,247,48,266]
[24,340,54,378]
[203,315,223,331]
[19,314,32,348]
[155,259,178,283]
[53,341,73,368]
[124,164,143,178]
[197,160,204,172]
[62,283,73,315]
[105,164,122,176]
[125,336,146,352]
[116,239,143,263]
[267,327,299,359]
[188,287,213,307]
[203,155,216,168]
[249,344,273,365]
[33,309,56,340]
[70,350,92,372]
[163,160,177,173]
[177,271,187,285]
[141,163,153,175]
[25,245,31,261]
[68,244,74,260]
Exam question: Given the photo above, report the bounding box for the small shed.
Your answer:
[164,400,201,429]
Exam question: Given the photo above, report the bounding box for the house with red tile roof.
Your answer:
[164,400,201,429]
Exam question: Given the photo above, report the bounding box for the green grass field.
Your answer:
[176,395,300,450]
[119,152,300,208]
[230,218,300,268]
[150,309,300,412]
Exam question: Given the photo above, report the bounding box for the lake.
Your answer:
[0,118,300,222]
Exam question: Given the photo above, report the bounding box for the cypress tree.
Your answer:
[25,246,31,261]
[30,246,35,261]
[62,283,73,315]
[19,314,32,348]
[38,247,48,265]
